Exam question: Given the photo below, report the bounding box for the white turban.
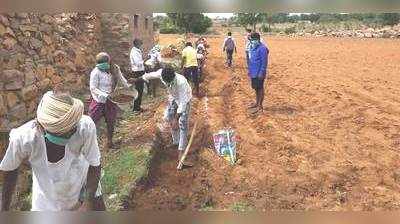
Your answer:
[37,91,84,135]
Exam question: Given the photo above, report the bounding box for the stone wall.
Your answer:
[0,13,101,132]
[129,13,155,56]
[99,13,155,74]
[100,13,131,72]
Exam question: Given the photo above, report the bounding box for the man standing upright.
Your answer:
[247,32,269,115]
[129,38,146,114]
[222,32,237,68]
[181,42,199,97]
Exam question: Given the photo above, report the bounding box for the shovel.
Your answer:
[177,121,198,170]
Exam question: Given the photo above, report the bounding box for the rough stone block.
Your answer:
[3,70,24,90]
[24,69,36,86]
[38,78,51,91]
[0,14,10,26]
[0,23,6,35]
[21,84,38,101]
[0,117,10,132]
[0,95,6,116]
[8,103,27,122]
[26,98,38,115]
[29,38,43,50]
[35,64,47,80]
[19,25,38,32]
[42,34,52,45]
[6,92,20,109]
[3,37,17,50]
[51,75,63,85]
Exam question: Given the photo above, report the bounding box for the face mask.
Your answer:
[250,40,260,49]
[96,62,110,71]
[45,132,70,146]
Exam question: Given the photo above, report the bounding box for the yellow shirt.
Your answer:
[182,46,198,68]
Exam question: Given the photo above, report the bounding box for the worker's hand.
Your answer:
[171,115,180,130]
[78,201,91,211]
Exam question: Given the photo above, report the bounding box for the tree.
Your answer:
[379,13,400,26]
[165,13,212,33]
[233,13,268,31]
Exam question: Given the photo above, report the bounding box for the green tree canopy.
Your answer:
[233,13,268,30]
[166,13,212,33]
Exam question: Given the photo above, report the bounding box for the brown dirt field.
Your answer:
[130,34,400,211]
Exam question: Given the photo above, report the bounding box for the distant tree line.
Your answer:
[232,13,400,30]
[154,13,213,34]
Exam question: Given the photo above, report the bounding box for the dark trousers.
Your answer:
[129,70,145,111]
[184,66,199,94]
[226,49,234,67]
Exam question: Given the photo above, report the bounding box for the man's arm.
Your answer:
[1,169,18,211]
[90,71,109,101]
[258,47,268,79]
[142,69,162,82]
[85,165,102,210]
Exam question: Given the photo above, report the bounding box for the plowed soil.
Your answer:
[130,35,400,211]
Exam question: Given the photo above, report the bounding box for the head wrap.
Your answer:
[37,91,84,135]
[96,52,110,64]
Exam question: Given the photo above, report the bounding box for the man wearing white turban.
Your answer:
[0,91,105,211]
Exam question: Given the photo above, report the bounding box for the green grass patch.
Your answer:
[229,201,254,212]
[102,146,153,210]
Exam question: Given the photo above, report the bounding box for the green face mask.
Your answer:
[96,62,110,71]
[45,132,70,146]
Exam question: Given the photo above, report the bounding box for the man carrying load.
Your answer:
[89,52,132,150]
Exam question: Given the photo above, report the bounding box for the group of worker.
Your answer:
[0,29,268,211]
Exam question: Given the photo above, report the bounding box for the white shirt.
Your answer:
[0,116,101,211]
[130,47,145,72]
[89,65,129,103]
[145,50,162,67]
[142,69,192,113]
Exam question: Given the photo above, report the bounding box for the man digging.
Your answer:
[141,66,193,170]
[0,90,104,211]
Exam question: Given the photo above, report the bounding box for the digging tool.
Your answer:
[177,121,198,170]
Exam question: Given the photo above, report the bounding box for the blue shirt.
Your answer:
[247,43,269,79]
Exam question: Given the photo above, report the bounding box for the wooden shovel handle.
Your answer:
[177,121,198,170]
